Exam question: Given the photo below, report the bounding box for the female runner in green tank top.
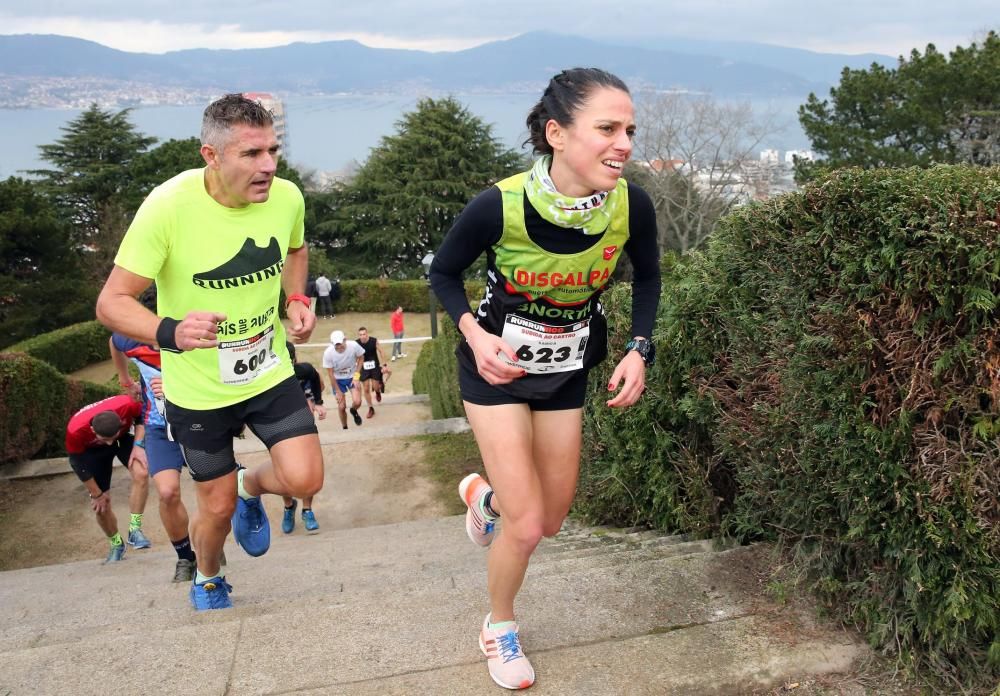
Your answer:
[430,67,661,690]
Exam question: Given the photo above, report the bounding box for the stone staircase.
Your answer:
[0,514,864,695]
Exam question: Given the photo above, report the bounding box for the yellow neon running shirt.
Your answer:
[115,168,304,409]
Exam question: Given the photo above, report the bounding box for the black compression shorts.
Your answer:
[166,375,317,482]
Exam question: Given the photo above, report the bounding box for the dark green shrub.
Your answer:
[0,352,116,464]
[578,269,724,537]
[411,318,464,419]
[7,320,110,373]
[580,165,999,688]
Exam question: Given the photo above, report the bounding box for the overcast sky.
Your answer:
[0,2,995,57]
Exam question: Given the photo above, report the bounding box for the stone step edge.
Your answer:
[2,545,737,653]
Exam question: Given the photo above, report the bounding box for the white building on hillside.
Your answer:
[242,92,288,159]
[760,149,779,166]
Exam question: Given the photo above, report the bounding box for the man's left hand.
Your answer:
[286,301,316,343]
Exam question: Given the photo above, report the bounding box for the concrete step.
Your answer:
[0,517,725,650]
[0,515,866,695]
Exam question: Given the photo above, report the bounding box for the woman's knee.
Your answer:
[503,515,545,554]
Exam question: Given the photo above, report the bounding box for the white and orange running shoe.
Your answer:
[479,613,535,690]
[458,473,497,547]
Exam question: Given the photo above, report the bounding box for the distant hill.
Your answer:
[608,35,895,86]
[0,32,895,106]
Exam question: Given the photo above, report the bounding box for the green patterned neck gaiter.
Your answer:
[523,155,620,235]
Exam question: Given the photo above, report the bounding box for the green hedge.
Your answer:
[412,318,465,419]
[332,280,484,313]
[6,320,111,374]
[0,352,116,464]
[579,166,999,688]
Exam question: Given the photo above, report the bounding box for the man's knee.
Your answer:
[157,483,183,508]
[273,442,324,497]
[281,460,324,498]
[196,480,237,520]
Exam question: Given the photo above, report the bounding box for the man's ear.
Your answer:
[200,143,220,168]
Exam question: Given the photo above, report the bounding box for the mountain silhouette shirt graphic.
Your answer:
[193,237,284,289]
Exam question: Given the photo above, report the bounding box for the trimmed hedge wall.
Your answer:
[0,352,116,463]
[412,318,465,420]
[332,279,483,313]
[579,166,999,688]
[7,320,111,374]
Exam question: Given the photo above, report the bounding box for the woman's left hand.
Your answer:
[605,351,646,408]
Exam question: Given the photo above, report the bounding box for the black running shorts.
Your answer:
[459,363,589,411]
[166,375,317,482]
[68,434,136,493]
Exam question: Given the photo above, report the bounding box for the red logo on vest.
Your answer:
[603,245,618,260]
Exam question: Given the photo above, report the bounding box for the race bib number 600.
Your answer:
[218,326,280,386]
[499,314,589,374]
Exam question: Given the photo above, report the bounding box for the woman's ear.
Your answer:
[545,119,564,152]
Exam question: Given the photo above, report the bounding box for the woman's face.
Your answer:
[546,86,635,198]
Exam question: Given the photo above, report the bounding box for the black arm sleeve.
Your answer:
[624,183,661,339]
[429,187,503,326]
[294,362,324,405]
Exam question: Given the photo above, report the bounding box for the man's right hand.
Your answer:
[174,312,227,350]
[91,491,110,514]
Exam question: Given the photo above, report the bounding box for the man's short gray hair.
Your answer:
[201,93,274,150]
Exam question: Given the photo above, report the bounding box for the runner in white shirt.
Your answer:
[321,330,365,429]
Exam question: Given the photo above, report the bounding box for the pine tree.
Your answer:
[0,178,95,347]
[798,31,1000,177]
[31,104,157,246]
[316,97,524,278]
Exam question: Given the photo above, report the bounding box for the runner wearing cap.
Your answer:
[321,330,365,429]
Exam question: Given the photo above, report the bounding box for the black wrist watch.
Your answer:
[625,337,655,366]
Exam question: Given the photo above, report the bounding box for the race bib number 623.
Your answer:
[499,314,589,374]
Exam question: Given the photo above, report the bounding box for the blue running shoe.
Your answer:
[127,528,151,549]
[282,500,297,534]
[189,576,233,611]
[232,494,270,556]
[103,543,126,564]
[302,508,319,532]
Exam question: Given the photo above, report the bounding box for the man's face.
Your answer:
[202,123,279,208]
[358,329,369,342]
[334,342,346,353]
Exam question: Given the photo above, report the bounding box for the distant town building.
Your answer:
[242,92,288,159]
[759,149,779,166]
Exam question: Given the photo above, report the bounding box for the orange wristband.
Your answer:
[284,293,311,309]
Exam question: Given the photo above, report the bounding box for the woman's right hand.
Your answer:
[463,321,526,385]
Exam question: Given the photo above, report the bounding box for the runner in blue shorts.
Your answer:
[321,330,365,429]
[111,325,201,583]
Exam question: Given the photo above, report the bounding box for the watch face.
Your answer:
[628,339,654,365]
